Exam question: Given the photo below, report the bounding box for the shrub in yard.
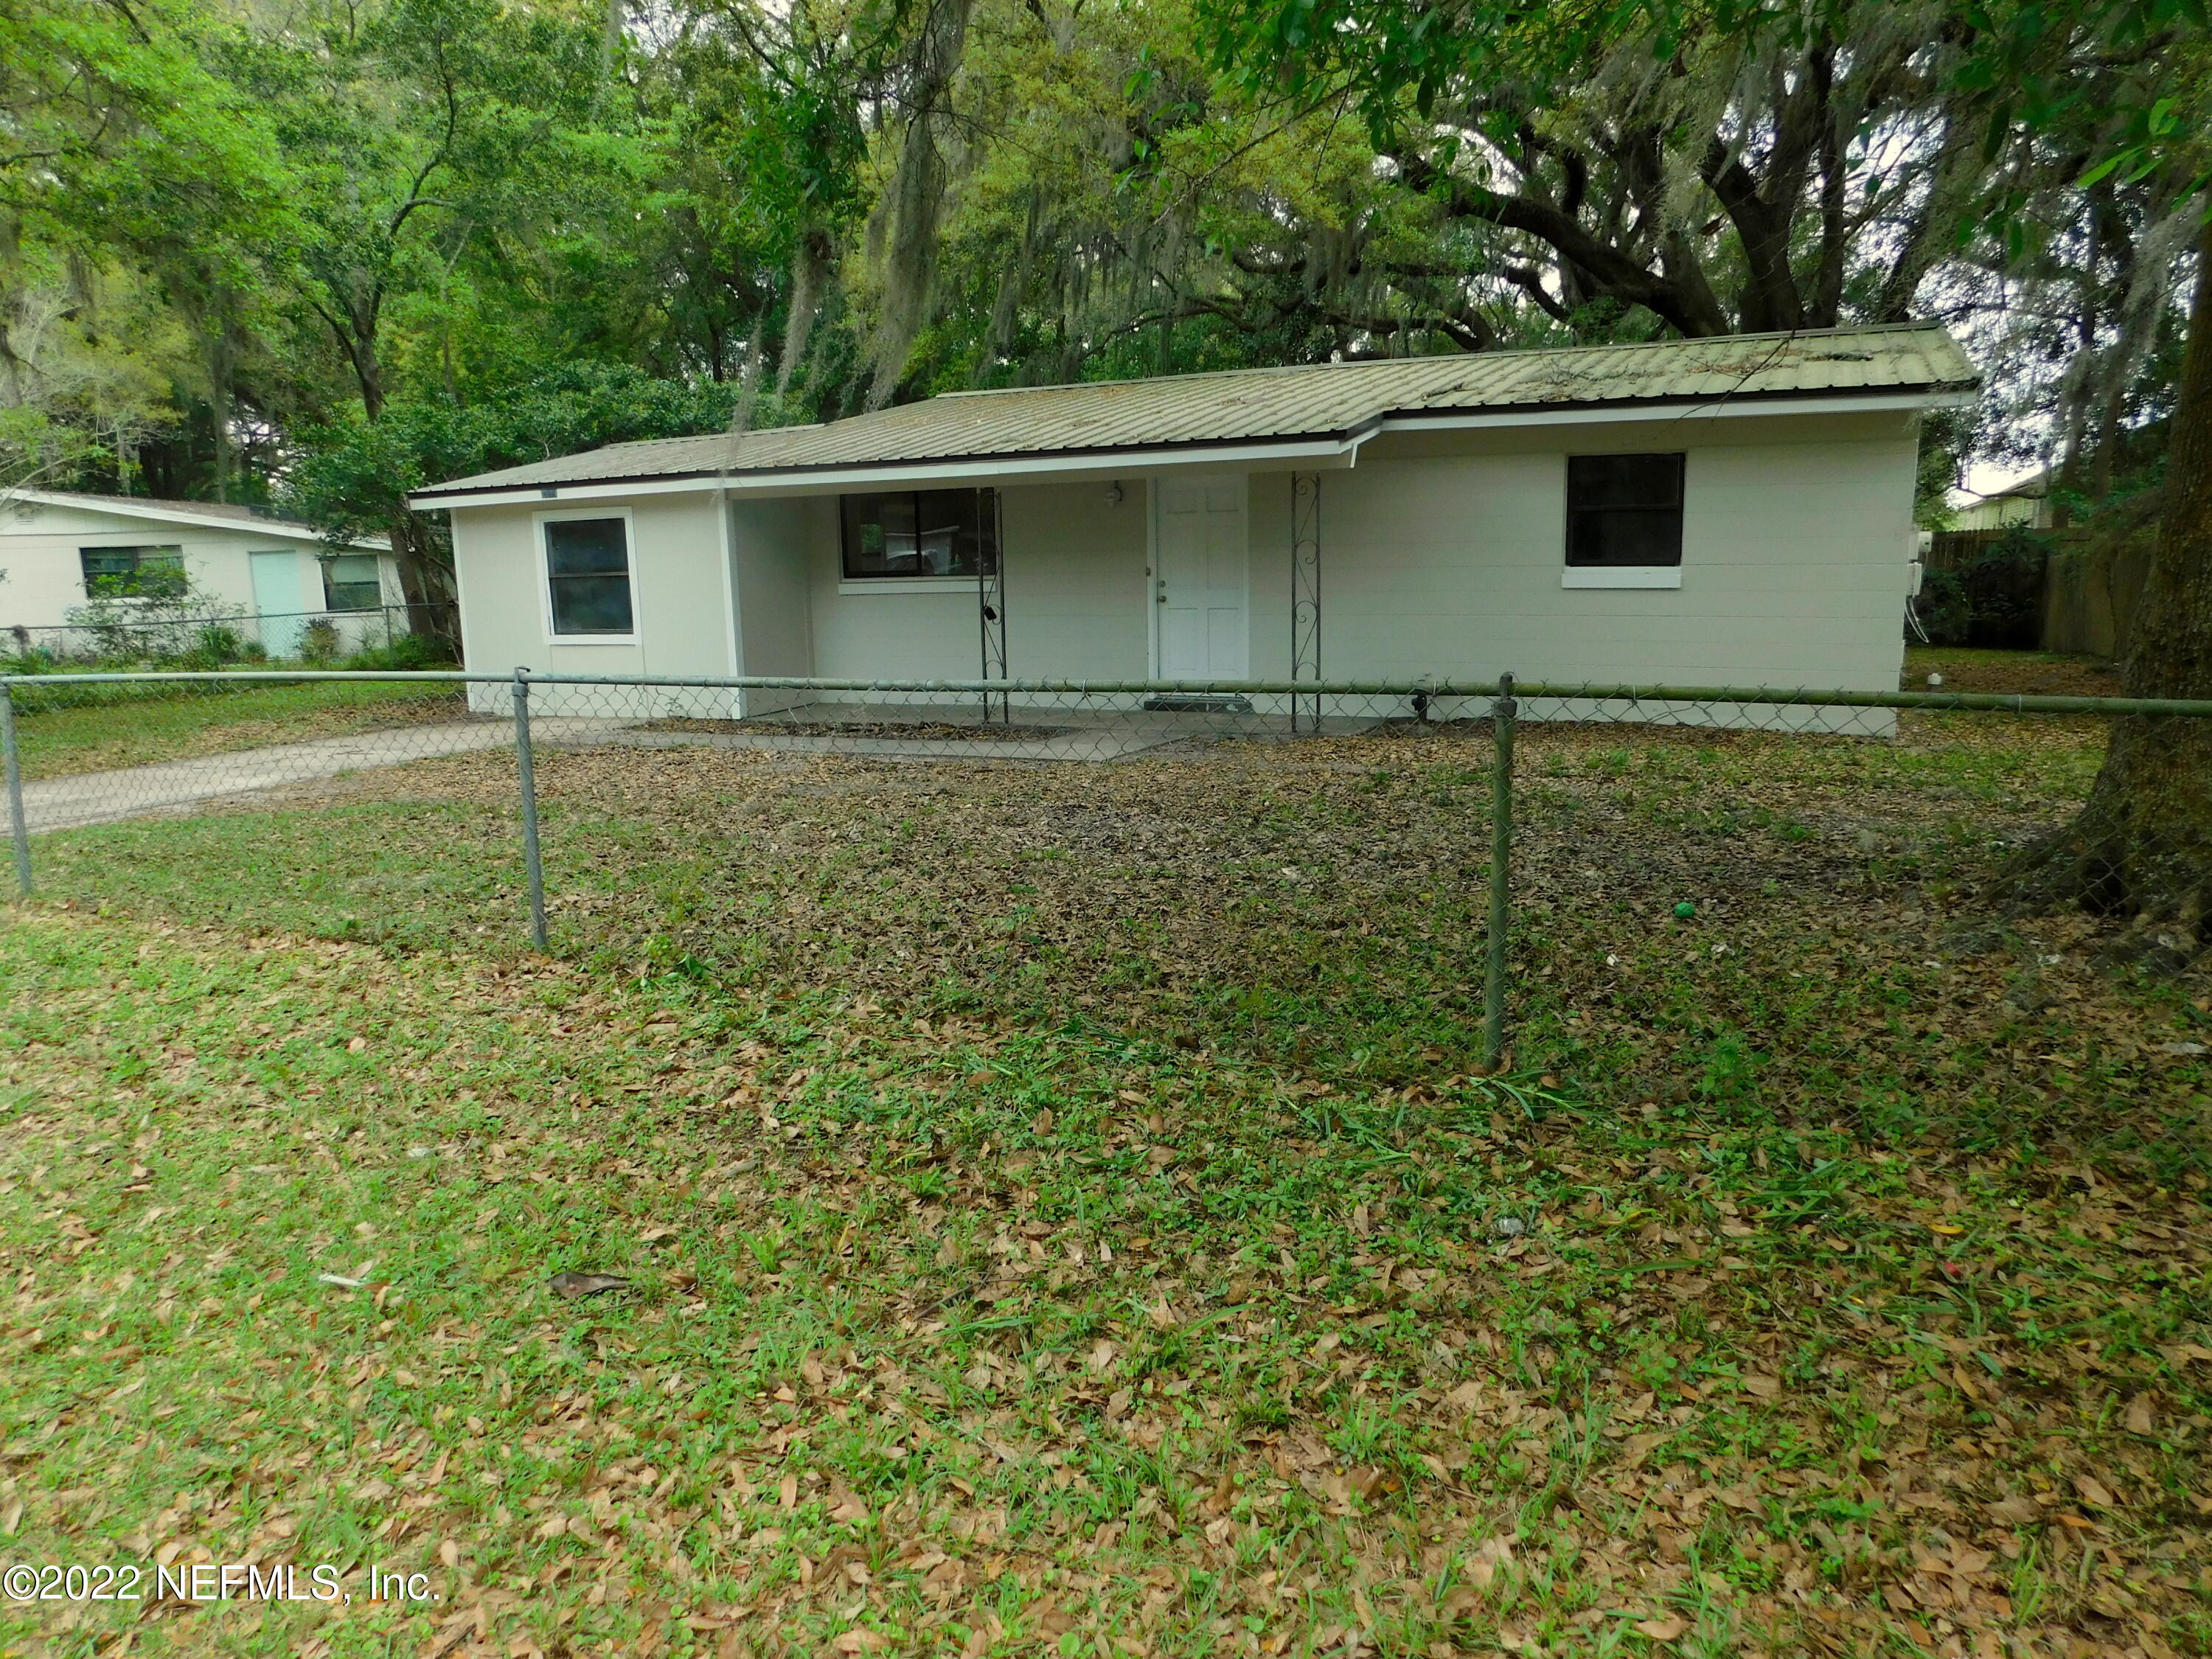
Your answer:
[61,593,239,664]
[344,632,459,671]
[187,625,248,669]
[1961,529,2048,648]
[1913,565,1972,644]
[299,619,342,664]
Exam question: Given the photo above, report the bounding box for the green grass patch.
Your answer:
[4,707,2208,1651]
[10,680,467,781]
[0,912,2205,1655]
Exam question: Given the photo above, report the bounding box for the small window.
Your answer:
[1565,454,1685,568]
[841,489,997,579]
[322,554,384,612]
[80,545,185,599]
[544,517,634,636]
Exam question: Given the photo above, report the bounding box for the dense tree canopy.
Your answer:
[1,0,2206,939]
[0,0,2202,591]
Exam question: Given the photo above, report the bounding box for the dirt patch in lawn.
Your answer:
[647,717,1072,742]
[1903,647,2125,699]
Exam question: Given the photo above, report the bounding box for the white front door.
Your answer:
[249,550,307,658]
[1153,476,1248,681]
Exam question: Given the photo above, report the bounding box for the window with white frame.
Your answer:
[543,517,634,636]
[1565,454,1686,568]
[321,554,384,612]
[840,489,998,580]
[80,544,185,599]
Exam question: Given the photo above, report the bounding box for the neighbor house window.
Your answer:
[543,517,634,636]
[1565,454,1686,568]
[80,545,185,599]
[321,554,384,612]
[841,489,998,579]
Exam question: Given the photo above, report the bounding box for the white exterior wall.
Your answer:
[728,496,813,714]
[1307,411,1919,695]
[0,501,401,653]
[442,407,1922,727]
[451,492,734,714]
[800,481,1148,684]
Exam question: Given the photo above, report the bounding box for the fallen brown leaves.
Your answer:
[5,684,2210,1658]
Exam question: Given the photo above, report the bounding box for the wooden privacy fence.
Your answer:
[1926,527,2150,658]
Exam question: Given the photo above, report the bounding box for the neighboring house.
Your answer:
[0,490,402,659]
[409,323,1978,728]
[1950,473,2051,532]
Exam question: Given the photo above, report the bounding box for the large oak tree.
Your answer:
[1206,0,2211,953]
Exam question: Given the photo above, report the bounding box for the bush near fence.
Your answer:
[4,601,459,672]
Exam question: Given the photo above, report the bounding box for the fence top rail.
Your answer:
[3,667,2211,718]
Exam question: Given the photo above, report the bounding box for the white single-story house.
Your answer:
[409,324,1977,728]
[0,489,403,660]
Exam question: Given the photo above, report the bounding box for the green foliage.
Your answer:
[1960,530,2053,650]
[1916,566,1975,647]
[282,363,747,558]
[59,590,237,664]
[0,0,293,259]
[344,632,461,671]
[0,0,2200,552]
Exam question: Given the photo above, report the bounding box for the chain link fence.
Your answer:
[5,602,458,667]
[3,666,2208,1162]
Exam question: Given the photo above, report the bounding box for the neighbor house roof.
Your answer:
[1,488,388,549]
[411,322,1978,504]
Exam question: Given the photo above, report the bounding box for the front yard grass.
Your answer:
[7,679,467,782]
[2,706,2208,1656]
[0,909,2205,1658]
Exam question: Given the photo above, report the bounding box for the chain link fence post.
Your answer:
[1484,670,1517,1071]
[512,667,548,952]
[0,683,29,899]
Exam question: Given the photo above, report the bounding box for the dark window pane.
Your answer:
[842,490,996,578]
[550,574,633,634]
[842,494,919,576]
[1565,454,1684,567]
[545,518,632,633]
[546,518,630,577]
[1568,508,1683,566]
[1568,453,1682,509]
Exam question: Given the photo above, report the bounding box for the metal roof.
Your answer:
[2,488,389,548]
[412,323,1977,502]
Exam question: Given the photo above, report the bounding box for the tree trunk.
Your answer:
[2007,213,2212,962]
[389,511,456,646]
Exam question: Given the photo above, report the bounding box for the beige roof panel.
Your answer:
[414,323,1976,501]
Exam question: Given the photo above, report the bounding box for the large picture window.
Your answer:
[543,516,635,636]
[841,489,998,580]
[1565,454,1686,568]
[321,554,384,612]
[80,545,185,599]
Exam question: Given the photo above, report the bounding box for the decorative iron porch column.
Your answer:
[979,487,1009,723]
[1290,472,1321,732]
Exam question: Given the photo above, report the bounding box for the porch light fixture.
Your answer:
[1105,481,1124,507]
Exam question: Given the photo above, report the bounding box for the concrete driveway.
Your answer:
[18,719,614,834]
